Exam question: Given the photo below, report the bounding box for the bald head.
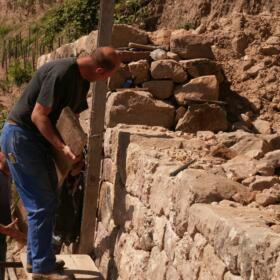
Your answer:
[77,47,121,82]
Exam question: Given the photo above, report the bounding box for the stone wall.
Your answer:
[94,124,280,280]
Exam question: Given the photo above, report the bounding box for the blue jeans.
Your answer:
[0,123,58,273]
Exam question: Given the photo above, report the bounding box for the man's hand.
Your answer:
[0,219,26,244]
[62,145,81,164]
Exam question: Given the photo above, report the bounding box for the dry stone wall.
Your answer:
[95,125,280,280]
[35,20,280,280]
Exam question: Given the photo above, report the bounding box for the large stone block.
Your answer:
[128,60,150,84]
[55,107,87,186]
[173,169,254,236]
[108,64,131,91]
[174,75,219,105]
[188,204,280,280]
[179,58,224,83]
[151,59,187,83]
[170,30,215,59]
[112,24,149,48]
[54,43,76,59]
[98,181,115,230]
[146,247,168,280]
[198,244,226,280]
[142,80,174,100]
[75,30,97,56]
[115,232,150,280]
[118,50,151,63]
[230,135,271,159]
[176,104,228,133]
[223,155,275,181]
[105,90,175,129]
[148,28,172,48]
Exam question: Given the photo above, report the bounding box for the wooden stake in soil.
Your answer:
[78,0,115,254]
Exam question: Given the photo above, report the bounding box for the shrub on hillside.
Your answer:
[8,60,33,86]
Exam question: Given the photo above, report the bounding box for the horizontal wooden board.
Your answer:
[21,254,102,280]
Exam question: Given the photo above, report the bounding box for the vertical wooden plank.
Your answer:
[78,0,115,254]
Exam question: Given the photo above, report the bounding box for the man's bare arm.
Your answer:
[0,220,26,243]
[31,102,76,160]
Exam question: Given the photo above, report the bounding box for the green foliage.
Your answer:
[179,22,195,30]
[0,79,11,92]
[0,108,8,133]
[0,25,12,39]
[8,60,33,86]
[115,0,150,25]
[41,0,99,44]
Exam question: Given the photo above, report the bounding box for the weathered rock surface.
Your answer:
[148,28,172,48]
[105,90,175,129]
[95,125,280,280]
[142,80,174,100]
[150,49,167,61]
[176,104,228,133]
[112,24,149,48]
[108,65,131,90]
[150,59,187,83]
[179,58,224,82]
[128,60,149,84]
[174,75,219,105]
[188,204,280,280]
[170,30,215,59]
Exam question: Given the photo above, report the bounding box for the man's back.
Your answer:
[8,58,90,133]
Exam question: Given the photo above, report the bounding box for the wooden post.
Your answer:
[78,0,115,254]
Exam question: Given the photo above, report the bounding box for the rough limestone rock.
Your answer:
[249,176,280,191]
[230,135,271,159]
[253,119,272,134]
[108,65,131,90]
[112,24,149,48]
[118,50,151,63]
[179,58,224,83]
[175,106,187,123]
[150,49,168,61]
[170,30,215,59]
[199,244,226,280]
[167,52,180,60]
[75,30,97,56]
[54,43,75,59]
[146,247,168,280]
[222,155,273,181]
[174,75,219,105]
[128,60,150,84]
[255,188,280,206]
[232,32,249,55]
[142,80,174,100]
[105,90,175,129]
[148,28,172,48]
[151,59,187,83]
[264,150,280,168]
[188,204,280,280]
[176,104,228,133]
[173,169,254,236]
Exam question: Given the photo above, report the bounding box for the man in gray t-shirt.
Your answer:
[1,47,120,280]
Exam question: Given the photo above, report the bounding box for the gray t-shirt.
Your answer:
[8,58,90,133]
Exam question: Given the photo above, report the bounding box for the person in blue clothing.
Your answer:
[0,151,26,280]
[0,47,120,280]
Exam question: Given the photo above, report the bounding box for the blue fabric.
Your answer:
[0,123,58,273]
